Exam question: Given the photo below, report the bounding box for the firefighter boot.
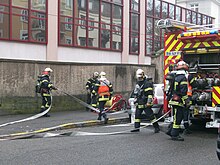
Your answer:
[97,113,102,121]
[43,113,50,117]
[40,108,50,117]
[171,128,184,141]
[153,122,160,133]
[171,136,184,141]
[183,123,192,135]
[103,113,108,124]
[131,122,140,132]
[183,128,192,135]
[166,123,173,137]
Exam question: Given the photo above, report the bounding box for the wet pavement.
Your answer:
[0,110,129,136]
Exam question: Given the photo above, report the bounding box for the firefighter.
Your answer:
[131,69,160,133]
[39,67,57,117]
[86,72,99,110]
[168,61,189,141]
[92,72,113,123]
[183,71,198,135]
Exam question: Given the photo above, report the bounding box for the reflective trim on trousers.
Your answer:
[138,105,145,109]
[43,93,51,96]
[173,108,180,129]
[151,118,157,123]
[135,119,141,122]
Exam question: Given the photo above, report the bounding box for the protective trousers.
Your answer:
[183,107,190,130]
[86,93,91,106]
[171,105,184,137]
[41,95,51,113]
[98,101,107,120]
[134,107,159,129]
[91,95,98,108]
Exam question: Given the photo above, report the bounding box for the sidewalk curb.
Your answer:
[0,117,129,139]
[60,117,130,129]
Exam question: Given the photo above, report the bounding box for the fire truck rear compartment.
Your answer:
[183,52,220,128]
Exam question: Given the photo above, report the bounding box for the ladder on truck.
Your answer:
[157,19,195,31]
[157,18,220,33]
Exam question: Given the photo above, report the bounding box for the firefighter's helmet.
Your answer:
[44,67,53,72]
[100,71,106,78]
[176,61,189,71]
[136,69,145,81]
[42,67,53,75]
[93,72,99,78]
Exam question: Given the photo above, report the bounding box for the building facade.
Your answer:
[0,0,214,65]
[176,0,220,26]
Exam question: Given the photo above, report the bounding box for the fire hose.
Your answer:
[0,109,171,140]
[58,89,128,116]
[0,95,52,128]
[74,109,171,136]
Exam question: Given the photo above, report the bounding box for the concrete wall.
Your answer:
[0,59,156,115]
[151,53,164,84]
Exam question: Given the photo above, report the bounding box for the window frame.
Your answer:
[0,0,48,44]
[129,0,140,55]
[145,0,214,57]
[58,0,123,52]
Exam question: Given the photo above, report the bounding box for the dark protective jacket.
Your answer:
[40,75,55,96]
[86,77,98,92]
[169,70,188,107]
[188,74,198,88]
[133,77,154,108]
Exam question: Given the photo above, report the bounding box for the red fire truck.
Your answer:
[157,19,220,128]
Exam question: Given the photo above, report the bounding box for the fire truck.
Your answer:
[157,19,220,128]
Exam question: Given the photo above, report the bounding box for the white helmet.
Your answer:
[93,72,99,78]
[44,67,53,72]
[136,69,145,81]
[100,71,106,78]
[176,61,189,71]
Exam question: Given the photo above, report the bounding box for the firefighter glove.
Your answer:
[146,102,152,107]
[52,86,58,90]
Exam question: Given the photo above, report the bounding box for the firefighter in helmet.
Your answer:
[131,69,160,133]
[92,71,113,123]
[86,72,99,110]
[39,67,57,117]
[183,68,198,134]
[167,61,189,141]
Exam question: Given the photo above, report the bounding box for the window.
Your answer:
[169,4,174,19]
[66,36,72,44]
[129,0,140,54]
[0,6,4,23]
[0,29,2,37]
[20,30,28,40]
[65,0,72,9]
[190,3,198,12]
[175,6,181,21]
[37,13,46,29]
[144,0,214,56]
[0,0,47,43]
[20,9,28,22]
[154,0,160,18]
[58,0,122,51]
[161,2,168,19]
[65,17,72,30]
[131,0,139,12]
